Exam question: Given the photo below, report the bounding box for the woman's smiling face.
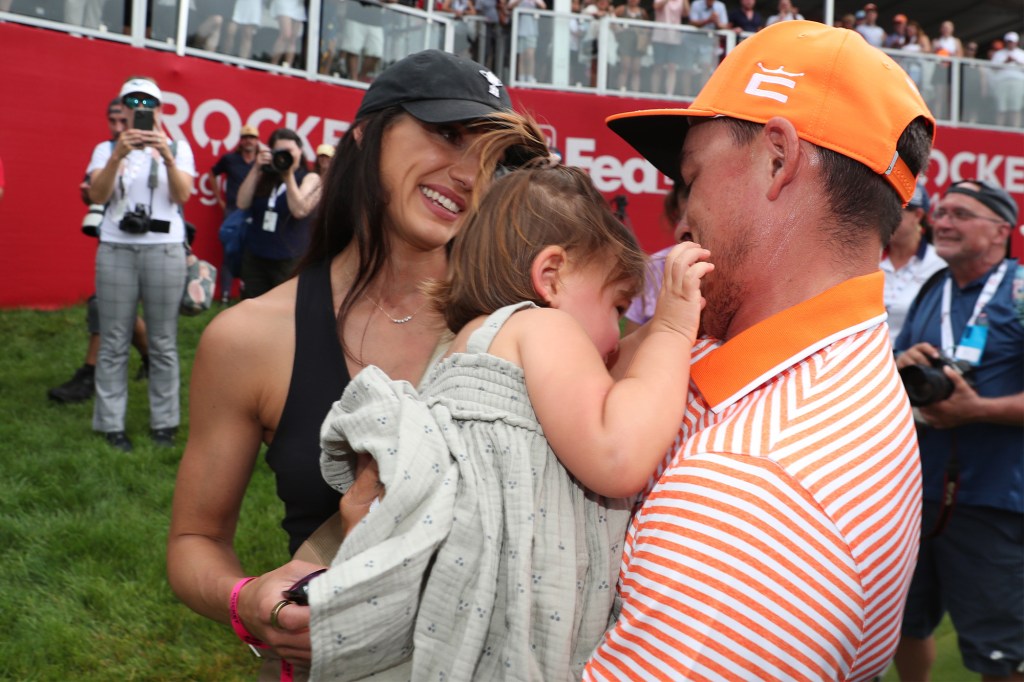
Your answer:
[378,114,487,252]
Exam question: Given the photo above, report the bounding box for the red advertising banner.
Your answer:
[0,22,1021,308]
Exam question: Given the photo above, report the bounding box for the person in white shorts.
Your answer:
[227,0,262,60]
[271,0,308,67]
[340,0,385,81]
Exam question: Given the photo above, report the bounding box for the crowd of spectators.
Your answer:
[3,0,1020,116]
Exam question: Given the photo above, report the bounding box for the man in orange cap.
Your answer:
[885,12,908,48]
[586,21,934,680]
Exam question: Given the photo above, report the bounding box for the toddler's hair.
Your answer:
[432,165,648,333]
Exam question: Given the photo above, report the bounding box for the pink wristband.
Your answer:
[229,577,268,649]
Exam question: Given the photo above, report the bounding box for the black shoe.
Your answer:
[104,431,133,453]
[151,427,177,448]
[48,365,95,404]
[135,356,149,381]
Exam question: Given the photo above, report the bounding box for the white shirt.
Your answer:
[856,23,886,48]
[88,138,196,245]
[880,240,947,342]
[991,47,1024,81]
[689,0,727,28]
[765,11,802,25]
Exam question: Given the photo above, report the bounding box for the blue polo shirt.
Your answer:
[895,259,1024,514]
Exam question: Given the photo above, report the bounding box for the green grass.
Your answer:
[0,304,288,680]
[0,304,975,680]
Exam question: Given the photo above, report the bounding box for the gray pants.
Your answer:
[93,242,186,433]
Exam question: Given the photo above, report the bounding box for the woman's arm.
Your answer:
[88,130,138,204]
[167,300,322,662]
[284,170,322,220]
[150,131,194,205]
[518,243,712,498]
[236,147,270,210]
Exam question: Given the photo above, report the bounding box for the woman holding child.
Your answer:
[166,49,547,676]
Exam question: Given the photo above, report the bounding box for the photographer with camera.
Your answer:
[893,179,1024,682]
[48,98,152,405]
[235,127,320,299]
[86,76,196,452]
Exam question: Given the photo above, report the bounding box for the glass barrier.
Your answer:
[959,58,1024,128]
[512,10,722,99]
[2,0,128,34]
[1,3,1020,133]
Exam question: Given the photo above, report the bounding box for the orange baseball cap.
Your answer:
[606,21,935,204]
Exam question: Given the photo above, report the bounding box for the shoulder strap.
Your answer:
[914,266,949,304]
[466,302,537,354]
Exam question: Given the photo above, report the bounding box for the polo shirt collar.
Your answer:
[690,272,887,413]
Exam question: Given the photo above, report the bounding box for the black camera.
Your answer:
[898,353,975,407]
[261,149,294,175]
[119,203,152,234]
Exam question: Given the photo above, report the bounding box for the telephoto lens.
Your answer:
[81,204,106,237]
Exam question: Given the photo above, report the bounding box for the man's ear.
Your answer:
[530,245,568,305]
[761,116,803,201]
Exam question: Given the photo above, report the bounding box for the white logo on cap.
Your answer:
[744,62,805,104]
[479,69,504,99]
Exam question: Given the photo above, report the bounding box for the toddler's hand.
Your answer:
[649,241,713,344]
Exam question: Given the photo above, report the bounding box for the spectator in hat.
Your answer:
[167,50,548,678]
[881,183,945,342]
[314,143,334,175]
[593,20,934,679]
[885,13,908,49]
[990,31,1024,128]
[87,76,196,452]
[855,2,885,47]
[764,0,802,27]
[211,124,260,302]
[893,179,1023,682]
[48,98,151,405]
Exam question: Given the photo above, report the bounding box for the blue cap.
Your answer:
[907,183,929,212]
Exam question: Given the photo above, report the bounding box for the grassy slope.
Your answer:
[0,305,972,680]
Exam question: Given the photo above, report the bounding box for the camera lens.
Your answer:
[898,365,954,407]
[272,149,293,172]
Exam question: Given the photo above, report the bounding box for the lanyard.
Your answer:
[267,182,287,212]
[939,260,1007,358]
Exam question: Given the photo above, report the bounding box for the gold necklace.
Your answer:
[363,293,428,324]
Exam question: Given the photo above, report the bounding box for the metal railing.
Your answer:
[2,1,1021,131]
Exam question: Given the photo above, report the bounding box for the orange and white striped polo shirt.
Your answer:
[585,272,922,682]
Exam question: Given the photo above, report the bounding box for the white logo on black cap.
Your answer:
[479,69,504,98]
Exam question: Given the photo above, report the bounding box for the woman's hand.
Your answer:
[237,559,327,665]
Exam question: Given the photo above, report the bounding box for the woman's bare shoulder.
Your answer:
[198,279,299,363]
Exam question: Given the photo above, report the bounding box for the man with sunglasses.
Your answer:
[86,77,196,452]
[49,98,152,405]
[893,179,1023,682]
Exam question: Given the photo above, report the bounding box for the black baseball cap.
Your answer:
[947,179,1019,226]
[355,50,512,124]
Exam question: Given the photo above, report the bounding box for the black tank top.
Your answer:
[265,260,349,555]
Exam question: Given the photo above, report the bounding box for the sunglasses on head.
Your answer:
[122,94,160,109]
